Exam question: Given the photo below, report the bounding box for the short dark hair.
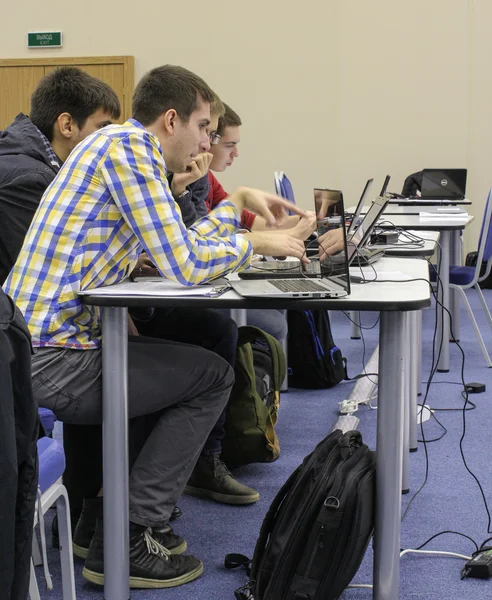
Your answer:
[30,67,121,142]
[132,64,215,126]
[217,103,242,137]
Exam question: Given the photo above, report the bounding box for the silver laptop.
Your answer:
[231,189,350,298]
[347,178,374,236]
[346,196,389,265]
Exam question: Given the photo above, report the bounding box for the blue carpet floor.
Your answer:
[36,288,492,599]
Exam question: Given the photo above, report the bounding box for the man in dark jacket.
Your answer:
[0,68,120,284]
[0,287,40,600]
[0,67,121,547]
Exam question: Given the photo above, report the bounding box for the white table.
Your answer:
[81,257,430,600]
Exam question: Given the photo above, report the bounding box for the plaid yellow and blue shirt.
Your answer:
[5,119,252,349]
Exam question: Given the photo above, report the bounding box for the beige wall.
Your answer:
[1,0,490,251]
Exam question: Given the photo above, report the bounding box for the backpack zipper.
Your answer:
[305,524,325,577]
[304,310,324,359]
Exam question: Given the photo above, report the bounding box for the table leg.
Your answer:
[102,307,130,600]
[230,308,248,327]
[449,231,461,341]
[373,311,406,600]
[350,310,361,339]
[416,311,422,397]
[436,230,451,372]
[409,311,419,452]
[402,313,410,494]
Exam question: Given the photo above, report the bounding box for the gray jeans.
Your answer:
[31,336,233,527]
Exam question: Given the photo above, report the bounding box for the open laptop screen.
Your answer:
[347,178,374,236]
[346,196,389,264]
[421,169,467,199]
[314,188,350,293]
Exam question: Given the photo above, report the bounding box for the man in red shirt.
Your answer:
[206,105,310,236]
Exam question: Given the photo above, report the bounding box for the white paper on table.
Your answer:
[349,267,414,282]
[419,211,468,218]
[79,278,231,297]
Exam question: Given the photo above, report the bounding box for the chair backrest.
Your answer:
[273,171,296,215]
[475,187,492,281]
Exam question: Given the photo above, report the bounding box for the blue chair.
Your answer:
[430,187,492,367]
[29,437,76,600]
[274,171,296,214]
[38,408,56,436]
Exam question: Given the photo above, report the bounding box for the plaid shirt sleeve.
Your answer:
[100,132,253,285]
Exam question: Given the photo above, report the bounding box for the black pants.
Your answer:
[62,307,237,524]
[0,289,39,600]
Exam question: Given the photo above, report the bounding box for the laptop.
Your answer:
[380,174,391,197]
[347,178,374,236]
[346,196,389,266]
[419,168,467,200]
[231,189,350,298]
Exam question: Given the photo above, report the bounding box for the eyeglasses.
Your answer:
[209,132,221,145]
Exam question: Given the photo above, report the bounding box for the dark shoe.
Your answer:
[83,520,202,588]
[170,506,182,521]
[184,454,259,505]
[72,497,103,559]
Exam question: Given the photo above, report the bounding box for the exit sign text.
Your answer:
[28,32,63,48]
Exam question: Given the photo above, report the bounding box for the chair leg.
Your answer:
[475,285,492,330]
[456,287,492,367]
[31,531,42,567]
[29,560,41,600]
[55,489,77,600]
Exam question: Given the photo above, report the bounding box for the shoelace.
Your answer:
[213,456,232,478]
[36,486,53,591]
[144,528,172,561]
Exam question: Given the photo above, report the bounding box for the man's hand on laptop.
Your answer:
[319,228,345,261]
[245,231,309,264]
[170,152,213,196]
[284,211,316,240]
[229,187,307,228]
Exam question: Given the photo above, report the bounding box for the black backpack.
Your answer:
[465,251,492,289]
[226,429,376,600]
[287,310,347,388]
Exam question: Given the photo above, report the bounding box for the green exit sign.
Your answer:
[28,32,63,48]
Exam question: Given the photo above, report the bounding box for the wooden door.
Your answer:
[0,56,134,130]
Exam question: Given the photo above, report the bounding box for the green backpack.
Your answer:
[221,326,286,468]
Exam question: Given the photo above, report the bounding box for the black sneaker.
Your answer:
[82,520,202,588]
[170,505,182,521]
[184,454,259,505]
[73,497,103,559]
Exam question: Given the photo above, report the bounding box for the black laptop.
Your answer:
[419,168,467,200]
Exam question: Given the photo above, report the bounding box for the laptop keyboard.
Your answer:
[270,279,330,293]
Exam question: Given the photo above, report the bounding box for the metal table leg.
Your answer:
[350,310,361,339]
[436,230,451,372]
[230,308,248,327]
[402,313,410,494]
[416,311,423,397]
[450,230,461,341]
[373,311,406,600]
[102,307,130,600]
[409,311,419,452]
